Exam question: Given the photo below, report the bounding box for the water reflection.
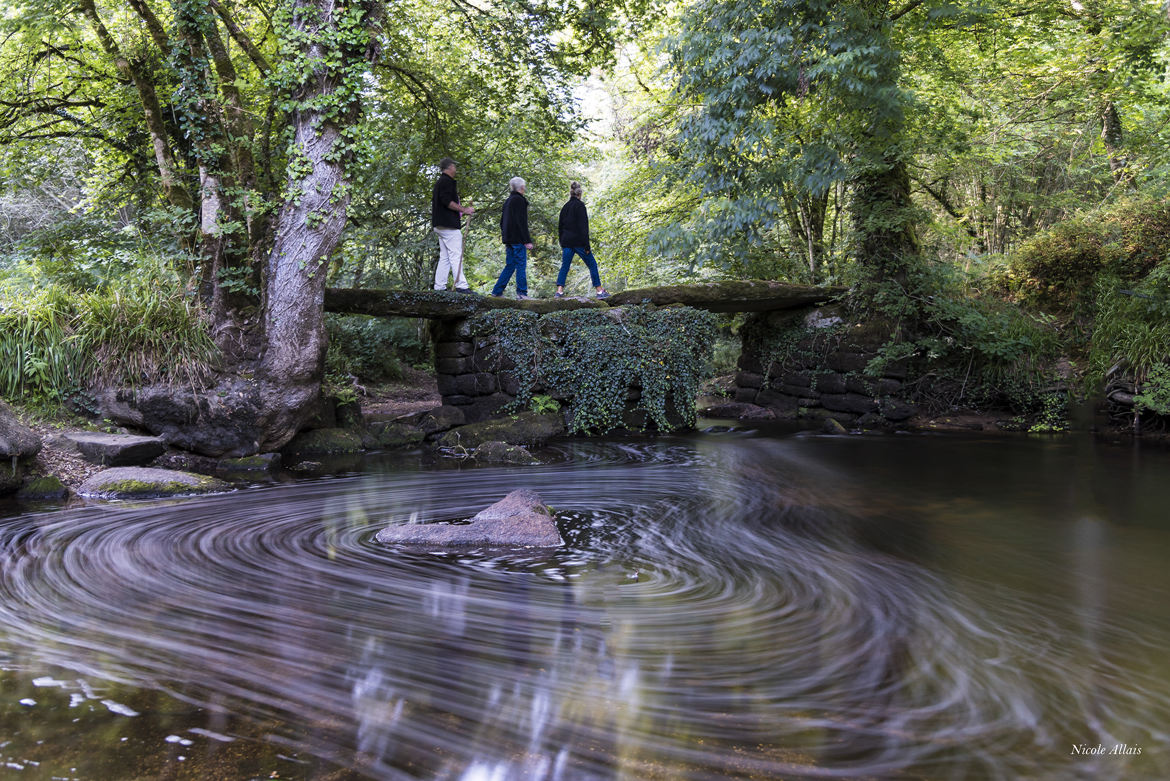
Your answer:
[1,432,1169,778]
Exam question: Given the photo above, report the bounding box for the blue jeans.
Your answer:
[557,246,601,288]
[492,244,528,296]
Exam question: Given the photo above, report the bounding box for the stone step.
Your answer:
[62,432,167,466]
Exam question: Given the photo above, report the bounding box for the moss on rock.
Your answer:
[474,440,541,465]
[16,475,69,501]
[436,411,564,450]
[369,421,426,449]
[78,467,230,499]
[281,428,365,458]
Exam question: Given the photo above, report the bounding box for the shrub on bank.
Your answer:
[1009,196,1170,315]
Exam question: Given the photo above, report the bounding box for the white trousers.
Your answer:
[433,227,469,290]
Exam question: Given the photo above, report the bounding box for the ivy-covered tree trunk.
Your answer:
[851,0,918,283]
[853,154,918,283]
[255,0,379,451]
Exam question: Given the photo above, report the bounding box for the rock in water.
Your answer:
[376,489,562,548]
[77,467,230,500]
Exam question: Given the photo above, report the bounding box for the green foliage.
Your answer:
[529,394,560,415]
[543,307,717,433]
[856,262,1065,412]
[1029,392,1070,433]
[472,309,543,409]
[471,306,716,434]
[1134,364,1170,416]
[324,314,426,382]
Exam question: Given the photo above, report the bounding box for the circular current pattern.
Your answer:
[1,433,1169,779]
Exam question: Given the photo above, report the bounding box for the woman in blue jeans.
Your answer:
[555,181,609,299]
[491,177,534,299]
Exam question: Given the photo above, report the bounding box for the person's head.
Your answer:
[569,181,583,199]
[509,176,526,194]
[439,157,457,176]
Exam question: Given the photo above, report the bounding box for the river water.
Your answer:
[1,427,1168,779]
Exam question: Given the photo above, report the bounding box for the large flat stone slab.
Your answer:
[325,281,844,320]
[325,288,606,320]
[376,489,562,547]
[64,432,167,466]
[78,467,230,500]
[607,280,846,313]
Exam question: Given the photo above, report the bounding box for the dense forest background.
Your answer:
[2,0,1170,433]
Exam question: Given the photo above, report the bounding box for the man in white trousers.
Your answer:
[431,157,477,293]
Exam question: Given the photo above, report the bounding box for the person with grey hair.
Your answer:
[491,177,534,299]
[431,157,476,293]
[555,181,609,299]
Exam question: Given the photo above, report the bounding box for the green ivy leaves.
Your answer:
[471,305,716,434]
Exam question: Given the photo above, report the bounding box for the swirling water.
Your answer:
[1,429,1169,779]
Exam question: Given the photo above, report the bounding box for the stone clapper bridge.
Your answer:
[325,280,844,422]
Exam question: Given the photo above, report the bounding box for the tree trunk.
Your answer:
[255,0,379,451]
[1100,100,1131,186]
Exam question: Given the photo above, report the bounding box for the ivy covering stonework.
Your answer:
[470,306,716,434]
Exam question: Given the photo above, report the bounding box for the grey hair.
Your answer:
[509,176,526,193]
[569,181,583,198]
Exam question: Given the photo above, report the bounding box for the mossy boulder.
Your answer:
[16,475,69,501]
[436,411,564,450]
[281,427,365,458]
[474,440,541,465]
[78,467,230,500]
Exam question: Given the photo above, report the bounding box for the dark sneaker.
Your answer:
[554,292,565,299]
[596,289,611,299]
[454,287,479,295]
[490,293,503,298]
[516,294,533,300]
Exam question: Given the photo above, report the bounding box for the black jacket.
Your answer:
[431,173,461,229]
[558,197,590,250]
[500,192,532,245]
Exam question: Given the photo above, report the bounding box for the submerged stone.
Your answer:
[217,453,283,474]
[376,488,561,547]
[474,440,541,465]
[435,411,564,450]
[367,421,426,449]
[77,467,230,500]
[281,428,364,458]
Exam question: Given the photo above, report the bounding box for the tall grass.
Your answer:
[0,279,218,404]
[0,285,84,402]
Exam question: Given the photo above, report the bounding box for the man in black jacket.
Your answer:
[555,181,609,299]
[431,158,476,293]
[491,177,535,299]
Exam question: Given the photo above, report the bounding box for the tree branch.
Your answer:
[207,0,272,75]
[890,0,926,21]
